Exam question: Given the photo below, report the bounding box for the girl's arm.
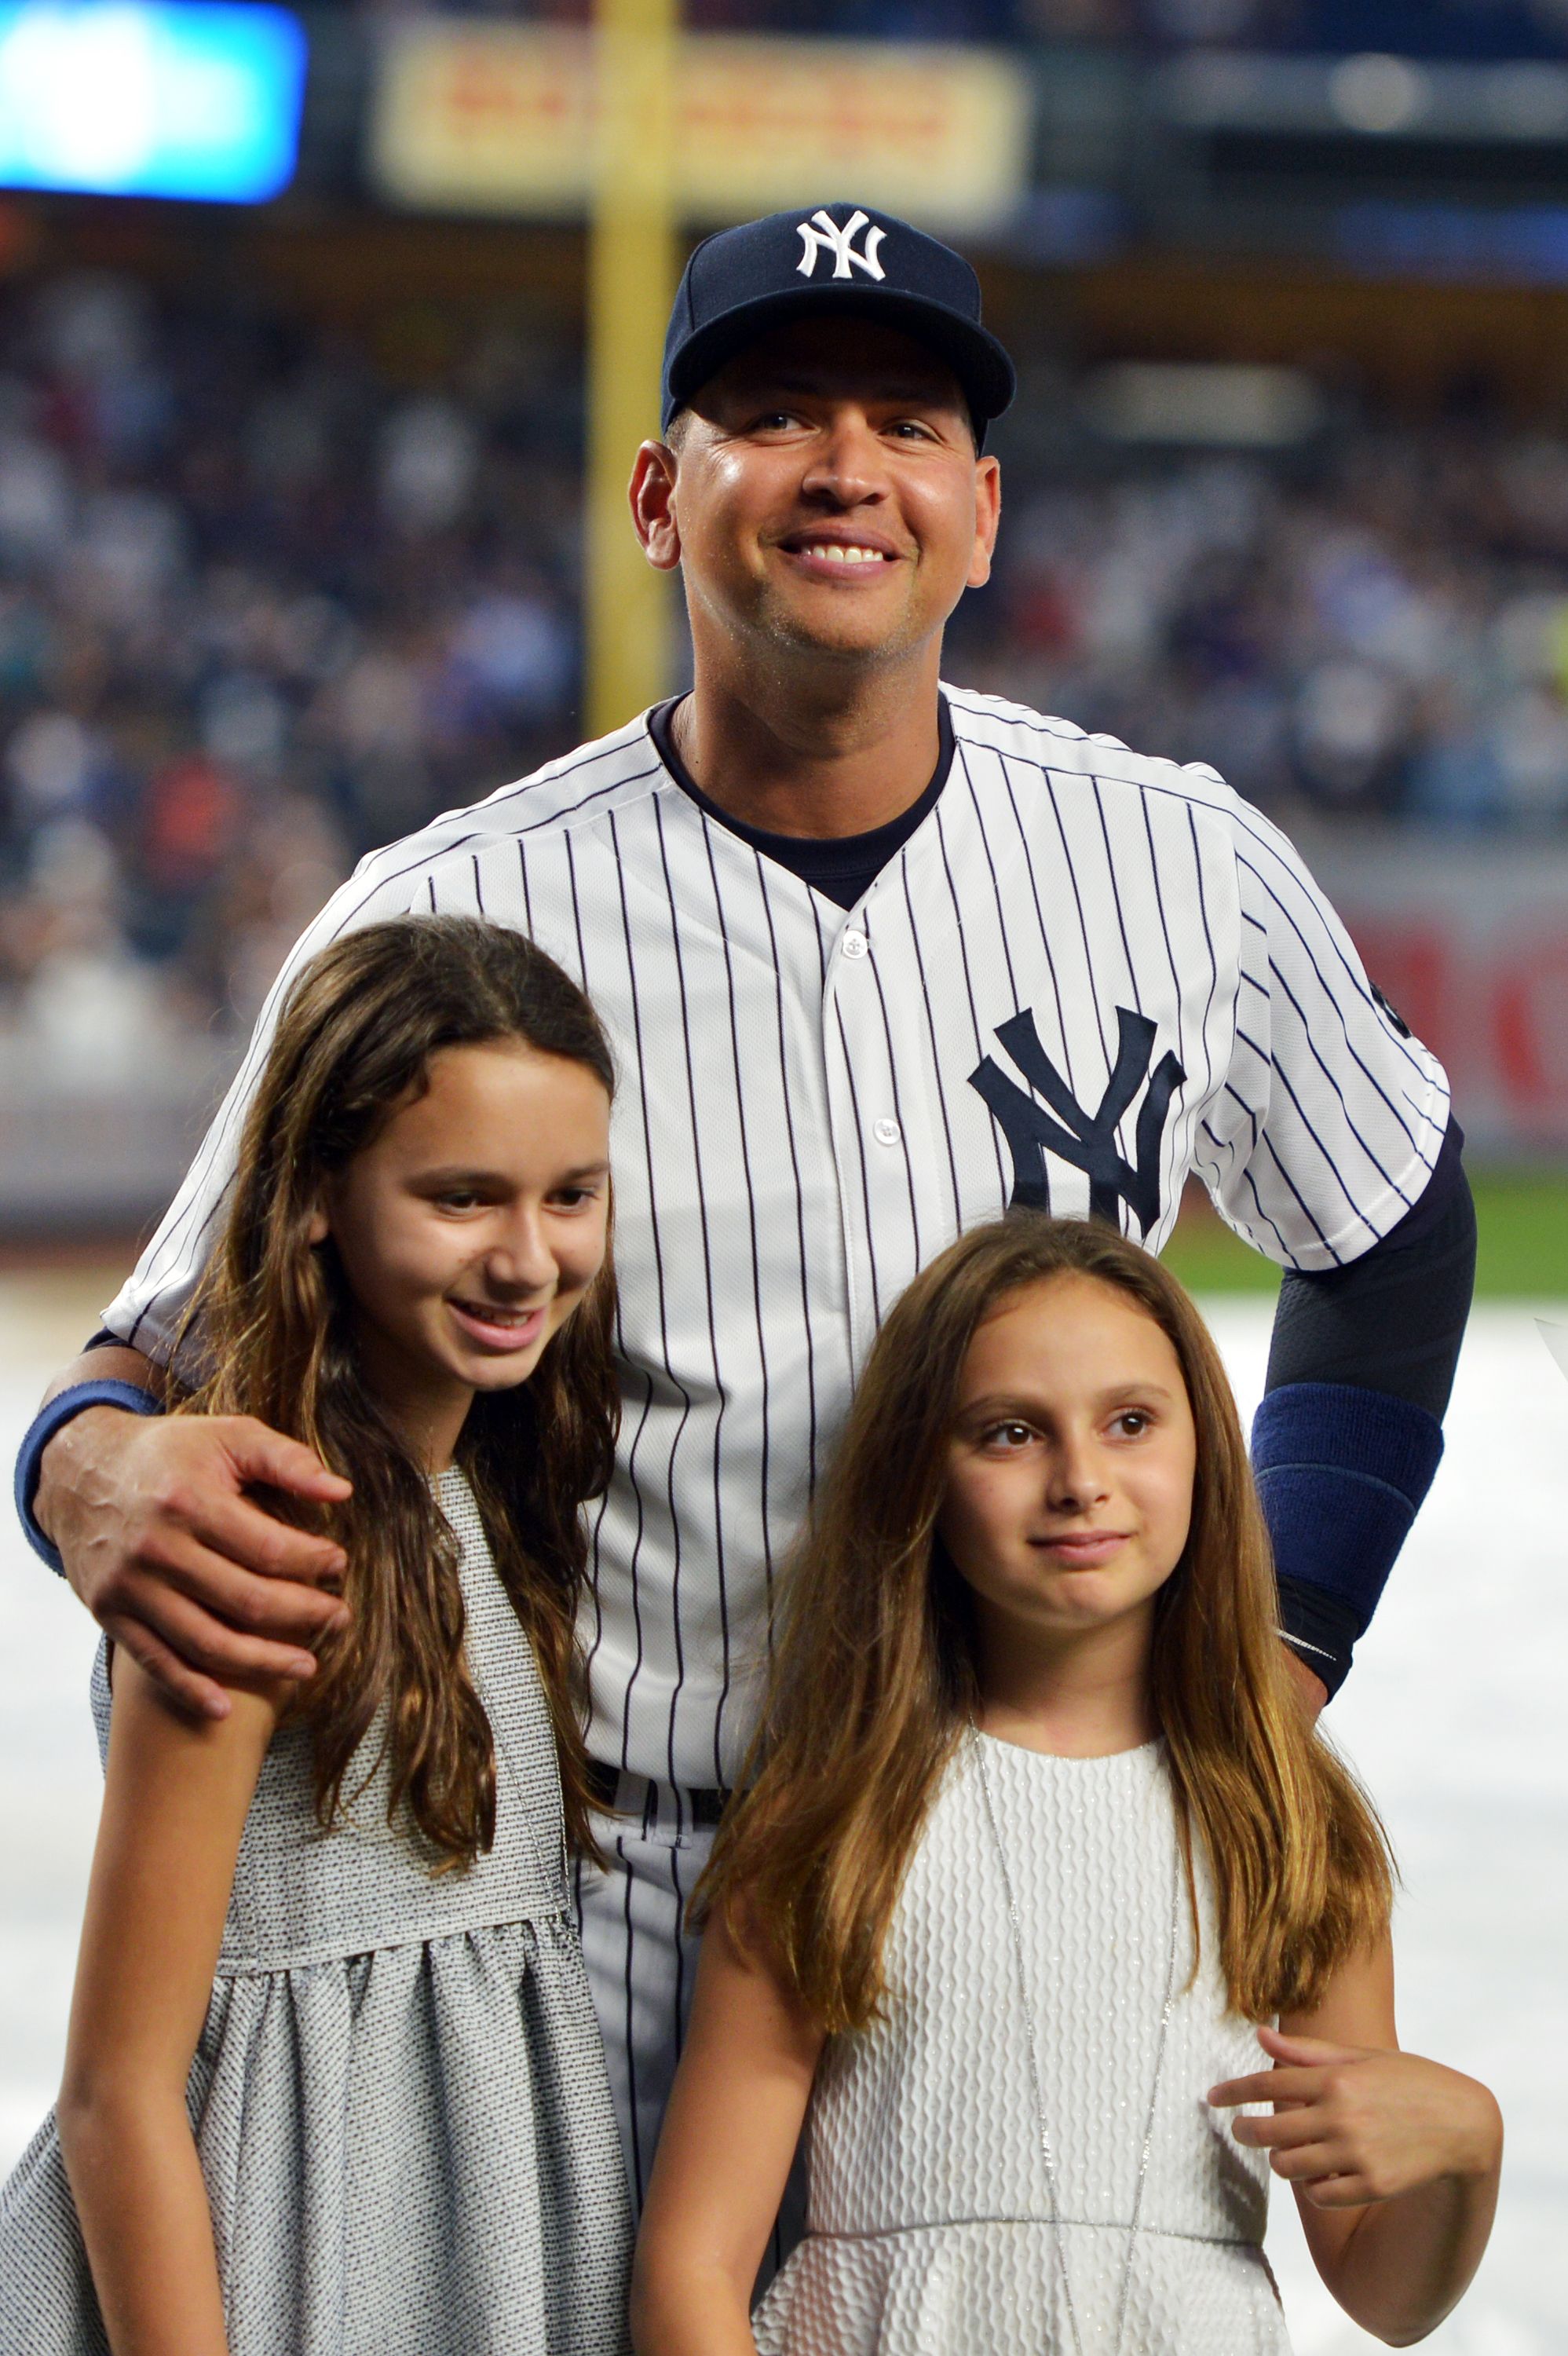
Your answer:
[56,1653,283,2356]
[631,1908,826,2356]
[1209,1933,1501,2346]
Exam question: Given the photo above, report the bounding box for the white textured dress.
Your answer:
[0,1469,632,2356]
[753,1736,1290,2356]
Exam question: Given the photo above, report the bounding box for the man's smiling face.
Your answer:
[660,313,1001,673]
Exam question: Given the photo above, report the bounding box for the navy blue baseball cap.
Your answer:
[661,203,1016,446]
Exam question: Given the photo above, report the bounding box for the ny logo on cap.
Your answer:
[795,207,887,284]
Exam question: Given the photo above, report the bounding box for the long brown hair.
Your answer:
[700,1214,1392,2030]
[177,915,618,1870]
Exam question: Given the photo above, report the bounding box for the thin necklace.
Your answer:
[970,1729,1183,2356]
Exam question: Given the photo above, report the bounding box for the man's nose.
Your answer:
[799,411,888,506]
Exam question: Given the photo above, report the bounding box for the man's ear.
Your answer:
[630,439,682,573]
[967,452,1002,591]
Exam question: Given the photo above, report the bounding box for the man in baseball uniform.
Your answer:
[21,206,1475,2203]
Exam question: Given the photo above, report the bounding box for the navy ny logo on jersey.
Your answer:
[970,1007,1186,1235]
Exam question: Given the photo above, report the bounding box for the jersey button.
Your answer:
[872,1118,902,1147]
[840,930,869,960]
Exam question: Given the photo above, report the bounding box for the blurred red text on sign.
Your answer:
[1308,833,1568,1156]
[367,24,1031,232]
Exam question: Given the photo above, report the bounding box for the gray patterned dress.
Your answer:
[0,1468,633,2356]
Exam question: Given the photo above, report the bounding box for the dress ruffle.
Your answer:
[753,2219,1286,2356]
[0,1915,630,2356]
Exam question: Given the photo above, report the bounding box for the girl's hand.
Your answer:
[1208,2025,1502,2208]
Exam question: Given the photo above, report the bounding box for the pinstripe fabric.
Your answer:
[572,1797,808,2248]
[573,1799,712,2211]
[105,690,1449,1797]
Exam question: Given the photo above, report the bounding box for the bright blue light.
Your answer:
[0,2,307,203]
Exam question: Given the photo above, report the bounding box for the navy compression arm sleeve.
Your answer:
[1254,1117,1475,1695]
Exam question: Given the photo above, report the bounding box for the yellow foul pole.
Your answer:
[586,0,678,739]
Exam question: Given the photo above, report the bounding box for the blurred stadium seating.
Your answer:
[0,268,584,1048]
[7,264,1568,1032]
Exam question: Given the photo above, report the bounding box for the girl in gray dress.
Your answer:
[0,916,633,2356]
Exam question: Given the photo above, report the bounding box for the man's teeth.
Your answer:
[800,543,885,564]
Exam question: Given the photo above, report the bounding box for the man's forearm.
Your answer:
[42,1338,163,1412]
[15,1328,348,1715]
[31,1341,166,1550]
[1255,1118,1475,1696]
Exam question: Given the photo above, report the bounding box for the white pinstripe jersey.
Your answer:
[108,687,1450,1788]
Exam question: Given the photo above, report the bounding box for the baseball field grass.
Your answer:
[1164,1170,1568,1297]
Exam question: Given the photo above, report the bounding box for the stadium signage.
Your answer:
[1302,834,1568,1158]
[367,25,1030,231]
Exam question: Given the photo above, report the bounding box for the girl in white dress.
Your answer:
[1,916,632,2355]
[632,1216,1501,2354]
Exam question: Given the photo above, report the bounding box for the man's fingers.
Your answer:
[156,1484,349,1590]
[102,1614,232,1723]
[46,1408,352,1691]
[122,1575,324,1687]
[146,1537,351,1646]
[221,1418,353,1505]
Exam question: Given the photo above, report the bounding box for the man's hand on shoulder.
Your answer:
[35,1348,354,1721]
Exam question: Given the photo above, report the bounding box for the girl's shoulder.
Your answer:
[86,1465,571,1978]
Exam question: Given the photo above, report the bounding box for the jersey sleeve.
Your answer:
[1193,799,1451,1272]
[102,853,433,1367]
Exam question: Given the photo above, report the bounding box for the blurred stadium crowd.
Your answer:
[7,266,1568,1059]
[0,274,583,1070]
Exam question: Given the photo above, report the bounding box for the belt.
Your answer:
[586,1758,731,1831]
